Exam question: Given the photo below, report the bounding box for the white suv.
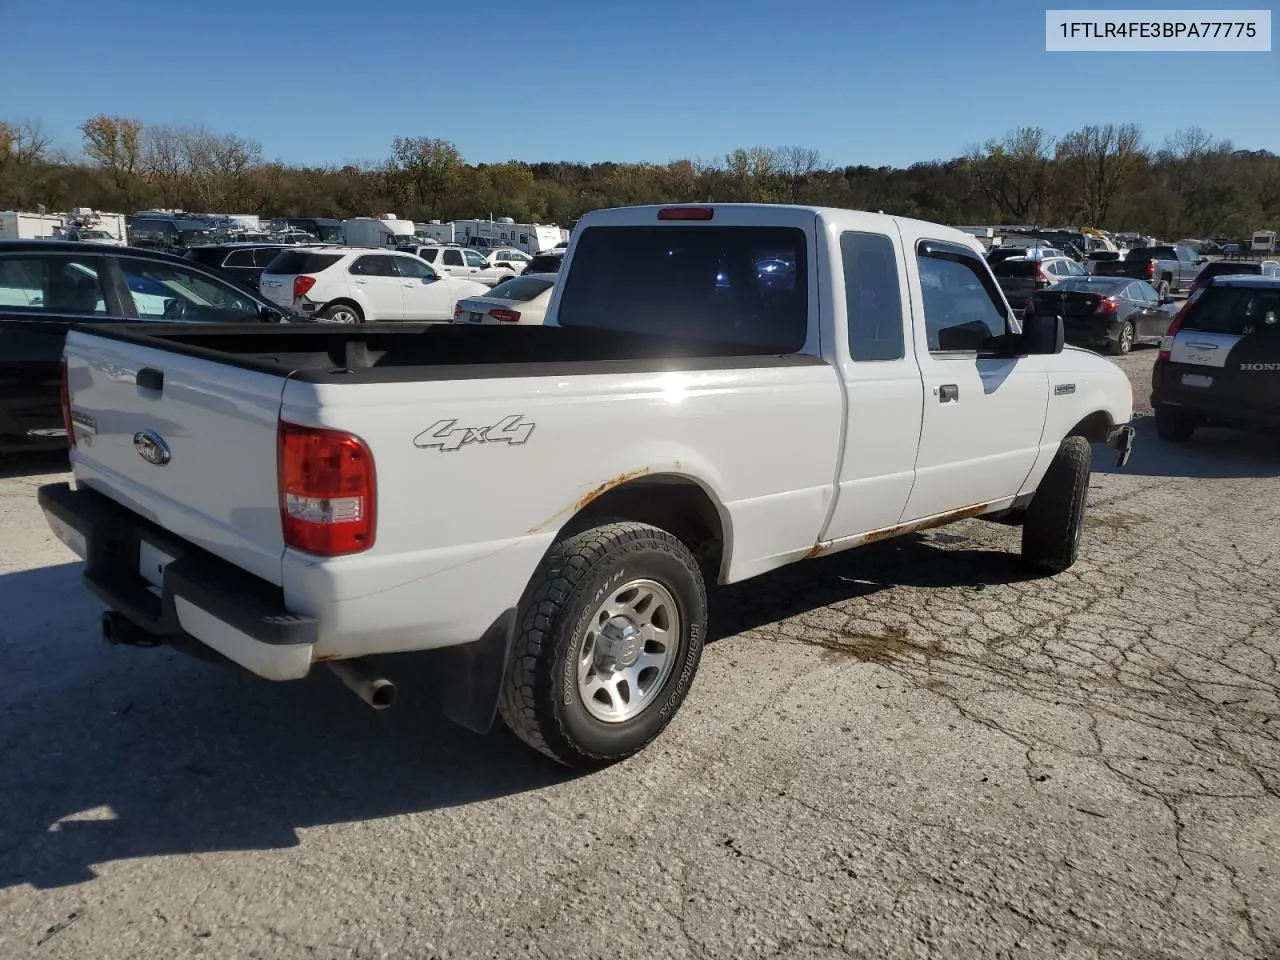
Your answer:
[259,247,488,323]
[401,244,519,287]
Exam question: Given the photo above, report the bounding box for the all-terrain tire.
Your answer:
[1021,436,1091,572]
[498,521,708,768]
[1155,406,1195,442]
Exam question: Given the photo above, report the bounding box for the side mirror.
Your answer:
[1021,312,1064,355]
[1196,256,1207,265]
[258,304,283,323]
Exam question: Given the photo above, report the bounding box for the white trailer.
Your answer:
[415,221,457,243]
[342,214,417,248]
[1251,230,1276,254]
[450,218,566,254]
[0,211,64,240]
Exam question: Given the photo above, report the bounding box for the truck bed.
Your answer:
[74,322,823,383]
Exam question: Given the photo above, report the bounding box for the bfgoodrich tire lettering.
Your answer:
[499,521,707,768]
[1021,436,1091,573]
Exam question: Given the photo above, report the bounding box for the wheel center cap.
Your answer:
[599,617,640,668]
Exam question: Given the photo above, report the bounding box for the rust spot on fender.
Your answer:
[524,466,654,535]
[805,541,833,559]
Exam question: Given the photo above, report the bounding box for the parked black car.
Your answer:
[1024,276,1178,355]
[183,242,295,290]
[0,241,295,454]
[1151,274,1280,442]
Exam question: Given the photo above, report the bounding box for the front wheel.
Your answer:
[499,521,708,768]
[1108,320,1134,355]
[1021,436,1091,573]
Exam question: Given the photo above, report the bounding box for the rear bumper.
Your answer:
[38,482,317,680]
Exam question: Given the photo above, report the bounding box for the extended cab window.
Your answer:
[557,225,807,352]
[841,232,903,361]
[0,254,108,316]
[917,242,1010,353]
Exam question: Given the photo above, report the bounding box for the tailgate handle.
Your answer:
[136,367,164,392]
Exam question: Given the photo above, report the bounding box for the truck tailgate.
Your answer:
[64,330,288,586]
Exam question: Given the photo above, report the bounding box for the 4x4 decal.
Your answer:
[413,415,535,452]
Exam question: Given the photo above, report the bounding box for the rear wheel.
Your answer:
[1108,321,1135,355]
[1021,436,1091,573]
[1155,406,1195,442]
[499,521,707,768]
[321,302,363,324]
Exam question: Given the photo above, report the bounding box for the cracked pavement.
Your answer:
[1,349,1278,959]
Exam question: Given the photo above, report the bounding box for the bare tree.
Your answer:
[775,146,823,202]
[80,115,144,201]
[1055,123,1147,225]
[389,137,464,218]
[965,127,1054,223]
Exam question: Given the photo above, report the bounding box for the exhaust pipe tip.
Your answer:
[328,659,397,710]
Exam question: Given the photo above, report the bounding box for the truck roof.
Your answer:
[577,203,983,251]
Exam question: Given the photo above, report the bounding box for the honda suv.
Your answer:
[1151,274,1280,442]
[258,247,489,323]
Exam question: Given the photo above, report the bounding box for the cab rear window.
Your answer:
[556,225,807,352]
[1183,286,1280,335]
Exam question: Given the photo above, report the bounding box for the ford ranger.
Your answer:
[39,204,1135,768]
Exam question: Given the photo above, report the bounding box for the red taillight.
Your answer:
[489,308,521,323]
[278,421,376,556]
[1098,297,1118,314]
[293,275,316,299]
[1035,265,1049,286]
[657,206,714,221]
[60,358,76,448]
[1147,260,1156,278]
[1158,296,1195,361]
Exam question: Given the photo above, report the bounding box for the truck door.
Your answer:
[821,229,925,538]
[899,236,1048,522]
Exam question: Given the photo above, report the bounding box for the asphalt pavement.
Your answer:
[1,346,1277,960]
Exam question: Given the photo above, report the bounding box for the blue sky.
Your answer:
[1,0,1275,168]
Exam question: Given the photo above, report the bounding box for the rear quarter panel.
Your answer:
[279,362,843,657]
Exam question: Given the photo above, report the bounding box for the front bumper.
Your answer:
[1107,423,1136,468]
[38,482,318,680]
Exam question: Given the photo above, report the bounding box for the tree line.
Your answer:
[0,115,1276,240]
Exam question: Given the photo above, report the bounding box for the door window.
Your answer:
[916,242,1010,353]
[118,258,260,322]
[463,249,488,268]
[349,255,397,277]
[841,231,904,362]
[394,256,438,281]
[0,254,108,316]
[253,247,284,266]
[222,249,255,267]
[418,248,439,263]
[443,249,465,266]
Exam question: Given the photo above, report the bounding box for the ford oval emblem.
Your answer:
[133,430,171,466]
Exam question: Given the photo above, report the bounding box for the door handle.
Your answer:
[136,367,164,391]
[938,383,959,403]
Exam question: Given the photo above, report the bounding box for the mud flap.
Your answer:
[438,608,518,734]
[1108,424,1136,468]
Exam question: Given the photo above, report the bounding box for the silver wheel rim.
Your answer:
[329,308,358,324]
[576,578,681,724]
[1120,323,1133,351]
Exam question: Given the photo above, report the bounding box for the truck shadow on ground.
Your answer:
[0,534,1042,891]
[1093,414,1280,480]
[0,449,69,479]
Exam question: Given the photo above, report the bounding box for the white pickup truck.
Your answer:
[40,203,1135,768]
